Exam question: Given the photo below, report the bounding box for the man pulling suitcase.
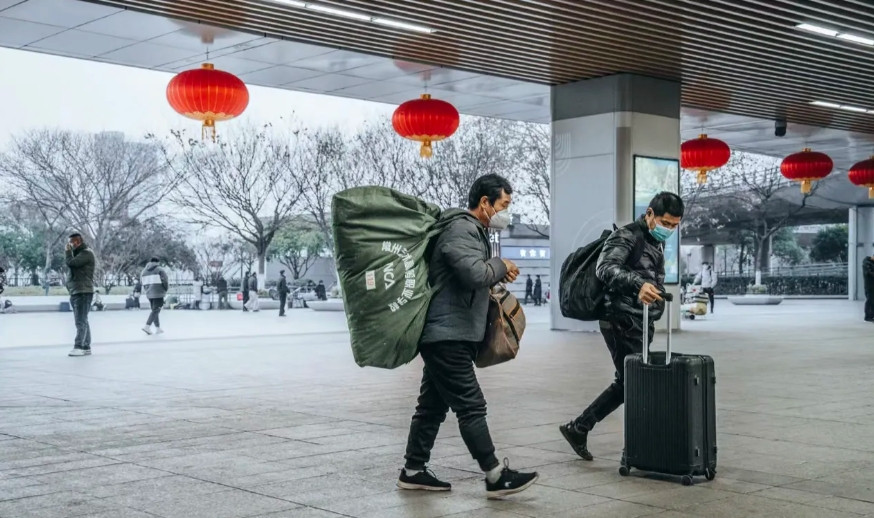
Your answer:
[559,191,684,461]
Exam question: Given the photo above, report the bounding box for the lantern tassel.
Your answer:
[420,141,433,158]
[801,180,812,194]
[697,170,708,184]
[202,120,216,142]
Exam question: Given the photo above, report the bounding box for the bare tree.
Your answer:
[154,123,306,278]
[347,121,429,197]
[513,122,550,235]
[298,127,349,258]
[682,152,818,285]
[0,130,179,285]
[419,117,523,208]
[192,240,236,284]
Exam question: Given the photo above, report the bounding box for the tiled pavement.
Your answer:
[1,301,873,517]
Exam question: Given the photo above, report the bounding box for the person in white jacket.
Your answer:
[694,262,718,313]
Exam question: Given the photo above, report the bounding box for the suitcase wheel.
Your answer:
[682,475,694,486]
[705,468,716,481]
[618,466,630,477]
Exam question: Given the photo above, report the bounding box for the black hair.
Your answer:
[467,174,513,210]
[69,232,82,239]
[150,257,159,263]
[648,191,685,218]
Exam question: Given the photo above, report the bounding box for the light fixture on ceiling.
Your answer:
[837,33,874,46]
[809,100,871,113]
[795,22,874,46]
[796,23,838,37]
[266,1,435,33]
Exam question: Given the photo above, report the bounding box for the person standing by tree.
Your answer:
[241,272,250,312]
[524,274,533,305]
[278,270,289,316]
[533,275,543,306]
[191,276,203,310]
[141,257,169,335]
[246,272,260,312]
[694,261,718,313]
[65,232,96,357]
[315,280,327,301]
[864,254,874,323]
[216,275,229,310]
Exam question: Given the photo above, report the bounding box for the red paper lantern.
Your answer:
[848,156,874,199]
[681,134,731,184]
[167,63,249,141]
[392,94,460,158]
[780,148,833,194]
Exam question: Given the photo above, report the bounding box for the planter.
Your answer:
[228,299,282,310]
[308,299,345,312]
[728,295,784,306]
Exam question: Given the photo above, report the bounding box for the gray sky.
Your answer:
[0,47,395,146]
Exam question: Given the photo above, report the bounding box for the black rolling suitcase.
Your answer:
[620,295,717,486]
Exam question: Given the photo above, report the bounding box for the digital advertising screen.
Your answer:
[633,156,680,284]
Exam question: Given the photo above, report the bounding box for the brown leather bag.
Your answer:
[476,285,526,368]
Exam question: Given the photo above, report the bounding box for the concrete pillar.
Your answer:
[550,74,681,332]
[848,207,874,301]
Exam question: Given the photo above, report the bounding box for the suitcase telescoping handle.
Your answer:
[641,292,673,366]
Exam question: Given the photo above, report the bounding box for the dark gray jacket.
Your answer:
[596,217,666,323]
[65,243,96,295]
[420,210,507,345]
[278,275,289,295]
[141,261,169,299]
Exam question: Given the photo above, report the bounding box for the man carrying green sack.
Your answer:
[332,174,538,499]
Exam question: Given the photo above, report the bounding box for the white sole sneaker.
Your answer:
[142,326,152,335]
[486,474,539,499]
[155,328,164,335]
[396,480,451,491]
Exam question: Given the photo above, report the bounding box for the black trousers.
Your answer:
[218,292,228,309]
[146,298,164,327]
[703,288,715,312]
[574,315,653,432]
[70,293,93,350]
[404,340,499,472]
[278,293,287,315]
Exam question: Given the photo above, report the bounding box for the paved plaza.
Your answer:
[1,301,873,518]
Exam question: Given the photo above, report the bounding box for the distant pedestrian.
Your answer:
[133,279,142,309]
[91,289,105,311]
[533,275,543,306]
[242,272,250,312]
[216,275,229,309]
[191,276,203,310]
[0,265,6,296]
[524,274,533,304]
[141,257,169,335]
[315,280,327,301]
[278,270,289,316]
[864,254,874,323]
[245,273,260,312]
[694,262,718,313]
[65,232,96,357]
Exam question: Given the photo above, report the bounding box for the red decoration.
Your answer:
[848,156,874,199]
[780,148,834,194]
[392,93,460,158]
[167,63,249,141]
[681,134,731,184]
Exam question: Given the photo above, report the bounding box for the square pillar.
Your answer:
[849,206,874,301]
[550,74,681,331]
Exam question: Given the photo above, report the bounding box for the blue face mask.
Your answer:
[650,224,674,242]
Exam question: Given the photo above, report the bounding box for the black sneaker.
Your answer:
[559,422,593,461]
[397,468,451,491]
[485,458,538,499]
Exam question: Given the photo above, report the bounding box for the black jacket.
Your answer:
[278,276,289,294]
[420,210,507,345]
[596,217,665,323]
[864,257,874,292]
[216,278,228,293]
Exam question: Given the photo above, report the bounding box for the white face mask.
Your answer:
[487,205,512,230]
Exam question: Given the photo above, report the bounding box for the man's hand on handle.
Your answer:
[638,282,663,304]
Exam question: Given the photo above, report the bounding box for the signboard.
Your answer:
[633,156,680,284]
[502,246,550,261]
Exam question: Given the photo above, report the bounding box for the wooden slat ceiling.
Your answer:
[83,0,874,134]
